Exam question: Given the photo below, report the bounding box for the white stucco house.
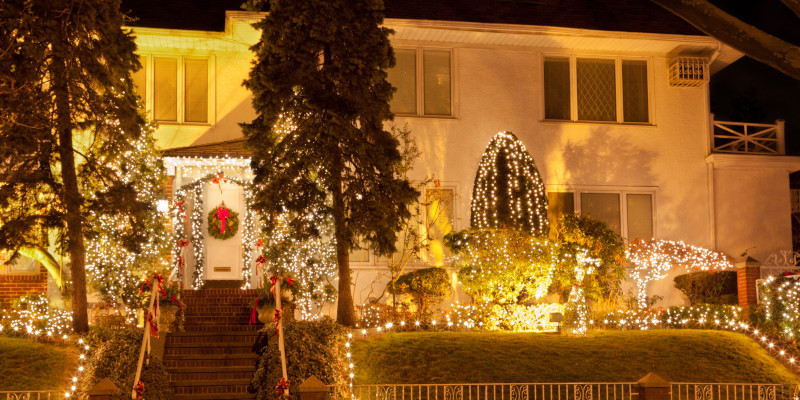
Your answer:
[4,0,791,311]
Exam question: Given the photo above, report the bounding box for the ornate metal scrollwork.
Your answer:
[376,386,396,400]
[695,385,712,400]
[511,385,529,400]
[758,386,776,400]
[575,384,592,400]
[8,393,33,400]
[444,385,463,400]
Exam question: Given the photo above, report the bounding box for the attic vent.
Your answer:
[668,57,709,87]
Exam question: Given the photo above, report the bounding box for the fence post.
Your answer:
[736,256,761,312]
[299,375,328,400]
[776,119,786,155]
[637,373,670,400]
[87,378,121,400]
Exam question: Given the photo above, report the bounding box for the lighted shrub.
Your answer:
[447,228,554,305]
[387,267,451,318]
[251,318,348,400]
[673,271,737,305]
[751,276,800,340]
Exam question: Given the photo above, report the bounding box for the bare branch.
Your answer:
[651,0,800,80]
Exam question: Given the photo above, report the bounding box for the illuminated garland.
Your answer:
[564,253,599,336]
[470,131,549,237]
[627,239,732,309]
[759,275,800,340]
[173,172,257,289]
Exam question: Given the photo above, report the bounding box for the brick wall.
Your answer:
[736,260,761,311]
[0,264,48,307]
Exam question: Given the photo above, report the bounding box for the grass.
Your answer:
[0,337,79,391]
[351,330,798,384]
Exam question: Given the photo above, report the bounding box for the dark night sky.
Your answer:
[708,1,800,155]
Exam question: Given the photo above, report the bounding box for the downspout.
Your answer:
[706,43,723,250]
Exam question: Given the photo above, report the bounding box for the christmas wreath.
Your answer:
[207,203,240,240]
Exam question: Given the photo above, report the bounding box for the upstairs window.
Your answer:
[133,54,213,124]
[543,56,650,124]
[388,48,453,117]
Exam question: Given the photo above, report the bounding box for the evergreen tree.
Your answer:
[471,131,549,237]
[0,0,148,332]
[243,0,418,326]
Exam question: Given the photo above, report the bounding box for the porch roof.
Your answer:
[161,139,251,158]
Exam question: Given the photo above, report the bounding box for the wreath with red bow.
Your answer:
[207,203,240,240]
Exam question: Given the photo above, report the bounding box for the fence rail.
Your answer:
[0,392,64,400]
[671,383,796,400]
[350,383,637,400]
[711,118,785,155]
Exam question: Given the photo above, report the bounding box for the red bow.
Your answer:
[146,311,159,339]
[139,279,151,295]
[256,238,265,248]
[170,295,184,309]
[273,309,282,334]
[249,298,259,325]
[216,206,230,234]
[211,173,226,194]
[285,277,295,287]
[135,381,145,399]
[275,377,290,396]
[173,200,187,223]
[177,238,189,247]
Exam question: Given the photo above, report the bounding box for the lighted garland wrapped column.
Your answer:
[563,252,599,336]
[471,131,549,237]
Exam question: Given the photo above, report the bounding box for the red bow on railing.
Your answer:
[273,309,282,334]
[275,377,290,396]
[173,199,187,224]
[146,311,159,339]
[135,381,145,399]
[249,298,259,325]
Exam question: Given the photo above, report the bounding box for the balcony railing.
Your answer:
[710,115,785,155]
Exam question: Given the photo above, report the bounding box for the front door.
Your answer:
[204,182,243,281]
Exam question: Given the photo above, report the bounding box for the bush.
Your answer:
[751,276,800,341]
[251,318,348,400]
[387,267,451,318]
[79,327,171,400]
[447,303,563,332]
[673,271,737,305]
[447,228,554,305]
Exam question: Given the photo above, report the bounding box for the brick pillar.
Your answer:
[299,376,328,400]
[87,378,121,400]
[736,257,761,309]
[637,372,670,400]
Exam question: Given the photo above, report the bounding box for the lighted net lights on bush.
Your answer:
[563,253,599,336]
[758,275,800,339]
[0,295,73,337]
[471,131,549,237]
[627,239,733,309]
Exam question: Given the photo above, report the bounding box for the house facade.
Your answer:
[3,1,797,312]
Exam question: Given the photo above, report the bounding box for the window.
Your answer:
[387,48,453,116]
[134,54,213,124]
[543,56,650,123]
[547,190,654,240]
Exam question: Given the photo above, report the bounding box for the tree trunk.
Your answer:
[52,52,89,333]
[331,166,356,326]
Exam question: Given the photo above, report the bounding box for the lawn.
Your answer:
[351,330,797,384]
[0,337,79,390]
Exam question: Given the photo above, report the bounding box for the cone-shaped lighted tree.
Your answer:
[470,131,549,237]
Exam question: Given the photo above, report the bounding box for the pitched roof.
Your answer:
[121,0,701,36]
[162,139,251,158]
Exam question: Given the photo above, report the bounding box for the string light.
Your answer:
[470,131,549,237]
[564,252,599,335]
[627,239,732,309]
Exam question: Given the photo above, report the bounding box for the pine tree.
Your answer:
[0,0,148,332]
[243,0,419,326]
[471,131,549,237]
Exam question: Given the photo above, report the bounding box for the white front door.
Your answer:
[204,182,243,281]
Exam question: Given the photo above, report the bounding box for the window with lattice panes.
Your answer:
[425,188,455,266]
[543,56,650,124]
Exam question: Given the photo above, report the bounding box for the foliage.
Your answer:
[206,206,240,240]
[470,131,549,237]
[0,295,73,336]
[0,336,78,390]
[447,302,563,332]
[387,267,451,318]
[447,228,555,305]
[674,271,737,305]
[251,318,349,400]
[79,327,172,400]
[752,276,800,341]
[242,0,418,326]
[551,214,626,302]
[357,303,413,328]
[0,0,158,331]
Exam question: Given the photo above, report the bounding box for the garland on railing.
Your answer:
[172,172,258,288]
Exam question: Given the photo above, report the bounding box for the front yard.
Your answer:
[0,337,78,390]
[351,330,797,384]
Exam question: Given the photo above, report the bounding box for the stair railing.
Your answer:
[131,279,159,399]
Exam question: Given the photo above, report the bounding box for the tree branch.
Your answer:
[779,0,800,20]
[650,0,800,80]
